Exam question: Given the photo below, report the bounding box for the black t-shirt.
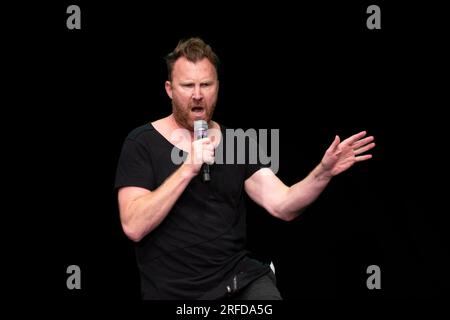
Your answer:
[115,123,270,299]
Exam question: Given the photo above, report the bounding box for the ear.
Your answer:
[165,81,173,99]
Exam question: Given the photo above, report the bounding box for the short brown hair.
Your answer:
[165,37,220,81]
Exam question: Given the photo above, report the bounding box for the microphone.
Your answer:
[194,120,211,182]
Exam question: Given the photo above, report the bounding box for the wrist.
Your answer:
[180,163,199,180]
[316,162,333,180]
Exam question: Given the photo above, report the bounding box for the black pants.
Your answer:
[231,271,282,300]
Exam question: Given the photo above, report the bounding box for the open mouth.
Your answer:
[191,106,205,113]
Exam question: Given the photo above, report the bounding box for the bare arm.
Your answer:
[245,131,375,221]
[244,165,333,221]
[118,137,215,242]
[118,165,195,242]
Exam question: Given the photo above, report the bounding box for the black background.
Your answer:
[6,0,449,305]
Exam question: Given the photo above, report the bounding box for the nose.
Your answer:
[192,84,203,101]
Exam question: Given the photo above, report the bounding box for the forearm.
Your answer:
[278,163,332,220]
[123,163,196,241]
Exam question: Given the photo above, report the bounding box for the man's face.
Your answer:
[165,57,219,131]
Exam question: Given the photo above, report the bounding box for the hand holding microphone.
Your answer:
[192,120,213,182]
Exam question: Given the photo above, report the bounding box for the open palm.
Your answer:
[321,131,375,176]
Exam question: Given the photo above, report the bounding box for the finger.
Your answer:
[200,138,211,144]
[330,135,340,152]
[193,149,204,165]
[203,148,215,157]
[355,154,372,162]
[343,131,367,145]
[203,149,214,157]
[354,142,376,155]
[352,136,374,149]
[203,153,215,165]
[192,139,207,150]
[203,145,214,154]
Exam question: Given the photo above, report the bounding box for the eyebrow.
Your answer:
[179,80,215,85]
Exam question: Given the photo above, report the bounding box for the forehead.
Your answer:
[172,57,217,79]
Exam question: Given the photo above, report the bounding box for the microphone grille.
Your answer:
[194,120,208,132]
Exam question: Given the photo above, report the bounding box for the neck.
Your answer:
[167,114,196,140]
[167,114,186,130]
[168,114,216,137]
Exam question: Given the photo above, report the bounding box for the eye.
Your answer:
[182,83,194,88]
[201,83,211,88]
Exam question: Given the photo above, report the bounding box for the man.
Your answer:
[115,37,375,299]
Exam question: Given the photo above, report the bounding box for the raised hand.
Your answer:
[320,131,375,176]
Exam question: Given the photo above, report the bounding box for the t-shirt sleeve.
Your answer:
[244,162,266,181]
[114,138,155,191]
[243,136,271,180]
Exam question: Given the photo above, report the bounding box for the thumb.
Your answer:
[331,135,340,151]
